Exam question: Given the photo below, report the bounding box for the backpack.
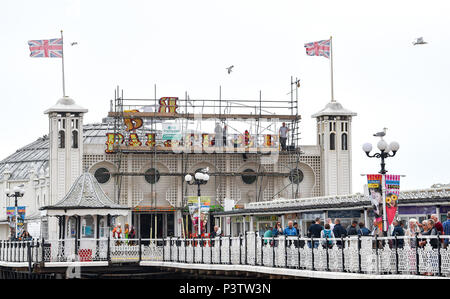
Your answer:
[323,229,333,245]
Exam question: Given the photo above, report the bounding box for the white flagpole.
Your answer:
[330,36,335,102]
[61,30,66,97]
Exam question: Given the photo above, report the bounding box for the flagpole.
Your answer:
[330,36,334,102]
[61,30,66,97]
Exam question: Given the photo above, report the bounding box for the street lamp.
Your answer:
[5,185,25,240]
[185,168,210,236]
[362,137,400,235]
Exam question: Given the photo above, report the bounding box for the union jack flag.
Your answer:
[304,39,330,58]
[28,38,63,58]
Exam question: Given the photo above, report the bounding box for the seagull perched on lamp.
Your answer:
[373,128,387,138]
[412,37,427,45]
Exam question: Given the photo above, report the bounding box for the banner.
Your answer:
[385,174,400,226]
[187,196,211,235]
[7,206,26,237]
[367,174,383,231]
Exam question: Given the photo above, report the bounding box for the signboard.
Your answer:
[162,123,182,141]
[385,174,400,226]
[7,206,26,237]
[328,210,361,219]
[187,196,211,235]
[367,174,383,231]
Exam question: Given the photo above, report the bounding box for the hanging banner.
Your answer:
[187,196,211,235]
[6,206,26,237]
[367,174,383,231]
[385,174,400,227]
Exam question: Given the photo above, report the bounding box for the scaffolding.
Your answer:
[107,79,303,211]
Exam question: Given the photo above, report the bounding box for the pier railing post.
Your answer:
[311,236,315,271]
[138,233,142,262]
[326,236,330,271]
[229,236,231,265]
[357,235,361,273]
[437,235,442,276]
[394,235,399,274]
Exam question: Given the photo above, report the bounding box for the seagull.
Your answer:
[226,65,234,74]
[412,37,427,45]
[373,127,387,138]
[71,42,78,46]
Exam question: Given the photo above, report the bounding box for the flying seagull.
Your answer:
[226,65,234,74]
[373,127,387,138]
[71,42,78,46]
[412,37,427,45]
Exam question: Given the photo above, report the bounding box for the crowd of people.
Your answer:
[260,212,450,250]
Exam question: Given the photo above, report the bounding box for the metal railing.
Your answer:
[0,234,449,277]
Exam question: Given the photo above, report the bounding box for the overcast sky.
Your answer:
[1,0,449,192]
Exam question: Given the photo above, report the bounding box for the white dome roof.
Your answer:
[311,101,357,118]
[44,96,88,114]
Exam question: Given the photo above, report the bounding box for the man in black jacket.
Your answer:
[347,220,359,236]
[333,219,347,248]
[307,218,323,248]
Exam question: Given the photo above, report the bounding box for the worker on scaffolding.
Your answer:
[214,122,223,147]
[222,125,227,147]
[279,122,289,151]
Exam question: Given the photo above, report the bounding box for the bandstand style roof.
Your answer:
[41,172,129,217]
[312,101,357,118]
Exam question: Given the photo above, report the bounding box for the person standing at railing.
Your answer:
[443,212,450,249]
[279,123,289,151]
[272,222,283,247]
[346,221,358,236]
[320,223,335,249]
[264,227,273,246]
[307,218,323,248]
[283,221,298,248]
[392,220,405,248]
[357,222,370,236]
[129,225,136,245]
[333,219,347,248]
[405,218,420,248]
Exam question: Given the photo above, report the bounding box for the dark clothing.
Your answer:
[308,223,323,239]
[392,225,405,248]
[333,224,347,247]
[429,227,439,249]
[347,225,358,236]
[358,227,370,236]
[280,137,287,151]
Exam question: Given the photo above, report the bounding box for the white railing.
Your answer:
[1,234,449,277]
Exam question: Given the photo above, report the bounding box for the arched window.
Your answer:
[67,216,77,238]
[58,130,65,148]
[241,169,257,185]
[330,133,336,150]
[72,130,78,148]
[341,133,348,150]
[81,216,94,238]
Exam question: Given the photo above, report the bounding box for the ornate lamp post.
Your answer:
[185,168,210,236]
[362,137,400,235]
[5,185,25,240]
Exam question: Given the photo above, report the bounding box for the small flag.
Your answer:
[28,38,63,58]
[304,39,330,58]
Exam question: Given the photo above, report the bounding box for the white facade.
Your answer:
[0,97,356,239]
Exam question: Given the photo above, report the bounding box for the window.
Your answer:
[81,216,94,238]
[330,133,336,150]
[58,130,65,148]
[341,133,348,150]
[289,168,304,184]
[241,169,257,185]
[72,130,78,148]
[144,168,160,184]
[99,217,107,238]
[94,167,110,184]
[67,217,77,238]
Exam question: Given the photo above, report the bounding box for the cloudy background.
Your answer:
[0,0,449,191]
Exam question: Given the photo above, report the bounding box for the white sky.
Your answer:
[0,0,449,192]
